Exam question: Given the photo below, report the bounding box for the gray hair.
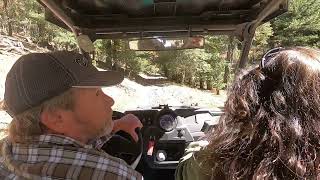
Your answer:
[7,88,75,143]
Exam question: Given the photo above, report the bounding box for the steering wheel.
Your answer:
[101,111,143,168]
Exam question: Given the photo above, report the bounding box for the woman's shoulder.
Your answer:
[175,152,214,180]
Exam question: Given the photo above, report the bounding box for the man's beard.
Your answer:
[73,115,115,143]
[85,119,114,144]
[99,119,114,137]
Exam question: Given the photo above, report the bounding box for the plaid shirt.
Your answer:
[0,134,143,180]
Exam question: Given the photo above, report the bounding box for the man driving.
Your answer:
[0,51,143,179]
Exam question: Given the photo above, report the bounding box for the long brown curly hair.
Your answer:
[197,47,320,179]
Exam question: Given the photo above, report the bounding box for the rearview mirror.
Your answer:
[129,37,204,51]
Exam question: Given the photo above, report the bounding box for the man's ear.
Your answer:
[40,109,66,133]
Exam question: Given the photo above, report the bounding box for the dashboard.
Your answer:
[123,105,223,170]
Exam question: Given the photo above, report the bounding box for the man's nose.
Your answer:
[104,93,115,106]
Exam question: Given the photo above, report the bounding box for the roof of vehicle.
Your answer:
[37,0,288,69]
[38,0,288,40]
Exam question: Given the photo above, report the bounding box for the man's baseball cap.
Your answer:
[4,51,124,117]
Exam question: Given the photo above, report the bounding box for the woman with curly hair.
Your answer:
[175,47,320,180]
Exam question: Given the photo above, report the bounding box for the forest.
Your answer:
[1,0,320,90]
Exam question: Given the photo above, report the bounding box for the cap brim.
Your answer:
[75,70,124,87]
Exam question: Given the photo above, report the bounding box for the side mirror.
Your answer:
[129,37,204,51]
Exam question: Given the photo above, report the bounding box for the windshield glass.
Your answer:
[91,35,237,112]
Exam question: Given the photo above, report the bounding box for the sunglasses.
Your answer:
[260,47,285,69]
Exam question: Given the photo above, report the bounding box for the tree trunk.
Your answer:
[187,74,195,87]
[181,70,186,84]
[199,76,205,89]
[163,66,169,77]
[187,77,192,86]
[223,36,235,86]
[206,79,212,90]
[3,0,13,36]
[104,40,113,69]
[191,76,196,87]
[112,40,120,70]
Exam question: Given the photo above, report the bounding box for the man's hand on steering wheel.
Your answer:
[103,113,143,167]
[112,114,143,142]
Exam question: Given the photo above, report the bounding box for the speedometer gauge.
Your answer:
[158,114,177,132]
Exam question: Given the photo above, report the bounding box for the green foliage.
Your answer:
[93,39,158,76]
[51,30,77,50]
[0,0,76,49]
[153,36,228,89]
[271,0,320,47]
[203,36,229,88]
[250,22,274,62]
[253,23,274,48]
[136,58,159,75]
[95,35,229,89]
[1,0,31,35]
